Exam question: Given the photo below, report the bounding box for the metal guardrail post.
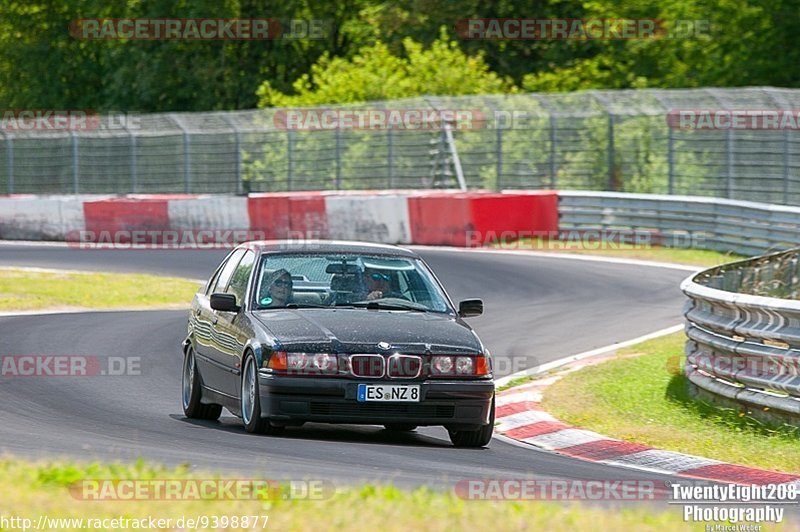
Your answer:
[495,126,503,191]
[549,114,557,188]
[1,132,12,193]
[287,130,294,191]
[784,130,790,205]
[183,133,191,193]
[667,128,675,195]
[71,132,79,194]
[221,115,242,195]
[122,121,137,194]
[444,122,467,192]
[387,128,395,188]
[335,127,342,191]
[607,113,615,190]
[170,114,192,193]
[130,134,138,193]
[726,129,734,199]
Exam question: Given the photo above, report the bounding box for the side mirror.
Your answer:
[210,293,240,312]
[458,298,483,318]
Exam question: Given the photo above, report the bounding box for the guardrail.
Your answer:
[681,249,800,421]
[558,191,800,421]
[558,191,800,257]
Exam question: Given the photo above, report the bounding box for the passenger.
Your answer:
[259,269,293,307]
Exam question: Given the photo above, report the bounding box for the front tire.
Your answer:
[448,395,494,448]
[241,354,284,435]
[182,346,222,420]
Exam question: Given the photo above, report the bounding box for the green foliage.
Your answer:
[1,0,798,112]
[523,0,800,92]
[257,29,514,107]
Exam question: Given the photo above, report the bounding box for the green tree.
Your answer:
[256,29,515,107]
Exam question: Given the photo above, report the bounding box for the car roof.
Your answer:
[240,240,420,258]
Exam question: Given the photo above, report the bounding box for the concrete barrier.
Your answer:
[0,195,106,240]
[0,190,560,246]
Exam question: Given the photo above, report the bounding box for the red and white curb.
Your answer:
[495,360,800,488]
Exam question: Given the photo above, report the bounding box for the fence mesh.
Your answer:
[1,87,799,202]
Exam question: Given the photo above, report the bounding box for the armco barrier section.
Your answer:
[681,249,800,420]
[559,191,800,257]
[0,191,559,247]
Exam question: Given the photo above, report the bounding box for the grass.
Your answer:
[489,238,745,267]
[0,268,200,311]
[541,332,800,474]
[0,458,734,531]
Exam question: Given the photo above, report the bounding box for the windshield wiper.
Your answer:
[285,303,329,309]
[354,301,428,312]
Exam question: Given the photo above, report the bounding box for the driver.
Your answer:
[363,267,402,301]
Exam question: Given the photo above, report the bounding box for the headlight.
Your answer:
[266,352,339,375]
[311,353,338,372]
[287,353,308,371]
[429,355,490,377]
[431,356,454,375]
[455,356,473,374]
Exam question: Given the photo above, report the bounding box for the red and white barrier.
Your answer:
[0,190,559,246]
[0,195,108,240]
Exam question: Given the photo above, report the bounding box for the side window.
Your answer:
[205,264,224,295]
[211,249,245,294]
[227,250,255,305]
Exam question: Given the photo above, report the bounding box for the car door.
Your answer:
[213,249,256,397]
[196,248,245,394]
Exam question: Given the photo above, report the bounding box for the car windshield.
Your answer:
[253,253,452,313]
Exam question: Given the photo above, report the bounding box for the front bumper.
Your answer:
[257,373,494,429]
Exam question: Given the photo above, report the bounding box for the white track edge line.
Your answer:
[409,245,703,272]
[494,323,685,388]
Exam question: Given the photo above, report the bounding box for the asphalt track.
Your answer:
[0,243,693,497]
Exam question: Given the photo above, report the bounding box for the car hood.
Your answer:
[252,309,483,354]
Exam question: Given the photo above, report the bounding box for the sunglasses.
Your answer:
[369,272,391,282]
[273,279,292,288]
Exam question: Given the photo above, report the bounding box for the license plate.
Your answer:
[357,384,420,402]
